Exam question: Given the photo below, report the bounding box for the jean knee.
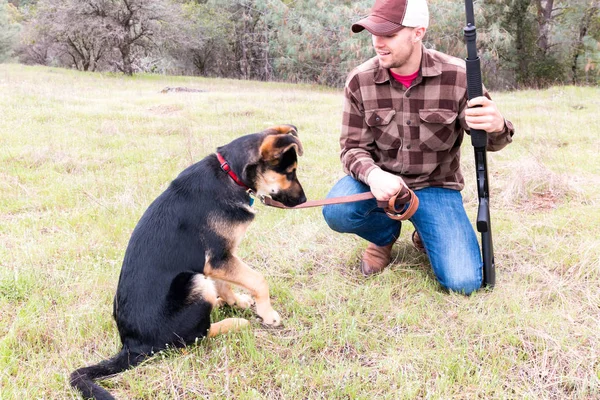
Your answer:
[322,203,352,233]
[441,273,482,295]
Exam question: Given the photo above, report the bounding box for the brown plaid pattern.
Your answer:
[340,46,514,191]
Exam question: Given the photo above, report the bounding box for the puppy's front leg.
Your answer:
[205,257,281,326]
[213,279,254,309]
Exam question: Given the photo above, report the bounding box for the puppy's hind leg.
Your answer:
[208,318,250,338]
[188,274,218,306]
[213,279,255,309]
[188,276,250,338]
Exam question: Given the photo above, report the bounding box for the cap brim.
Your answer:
[351,15,404,36]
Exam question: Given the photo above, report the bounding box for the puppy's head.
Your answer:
[253,125,306,207]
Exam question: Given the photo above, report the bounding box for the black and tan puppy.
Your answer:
[70,125,306,400]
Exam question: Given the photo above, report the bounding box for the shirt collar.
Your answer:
[374,46,443,84]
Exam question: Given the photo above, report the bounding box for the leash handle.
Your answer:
[259,187,419,221]
[384,187,420,221]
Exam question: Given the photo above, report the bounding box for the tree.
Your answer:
[16,0,112,71]
[18,0,182,74]
[79,0,181,75]
[177,2,237,77]
[270,0,373,86]
[0,0,20,62]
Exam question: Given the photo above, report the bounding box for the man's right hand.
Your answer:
[366,168,406,201]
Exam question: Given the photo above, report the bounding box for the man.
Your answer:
[322,0,514,294]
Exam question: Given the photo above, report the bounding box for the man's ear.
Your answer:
[259,133,303,162]
[413,26,427,43]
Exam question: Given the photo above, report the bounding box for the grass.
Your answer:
[1,63,599,399]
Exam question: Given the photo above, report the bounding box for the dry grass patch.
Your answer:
[499,157,587,210]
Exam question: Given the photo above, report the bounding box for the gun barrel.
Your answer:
[463,0,495,288]
[465,0,476,26]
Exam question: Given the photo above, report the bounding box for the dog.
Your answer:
[70,125,306,400]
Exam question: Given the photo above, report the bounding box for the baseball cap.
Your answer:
[352,0,430,35]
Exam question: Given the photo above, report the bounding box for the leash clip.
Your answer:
[258,194,269,204]
[246,189,256,207]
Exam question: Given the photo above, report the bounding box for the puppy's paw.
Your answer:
[234,293,255,309]
[214,298,227,308]
[258,308,281,326]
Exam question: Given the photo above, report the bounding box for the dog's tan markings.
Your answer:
[259,135,279,162]
[259,134,303,162]
[208,318,250,338]
[213,279,254,309]
[262,170,292,190]
[188,275,217,306]
[208,216,251,253]
[286,162,297,173]
[263,124,297,136]
[204,256,281,326]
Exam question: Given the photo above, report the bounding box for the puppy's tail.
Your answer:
[70,348,145,400]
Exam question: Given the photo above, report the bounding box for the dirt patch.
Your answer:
[147,104,184,115]
[528,192,560,211]
[160,86,206,94]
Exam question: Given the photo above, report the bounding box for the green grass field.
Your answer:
[1,64,599,399]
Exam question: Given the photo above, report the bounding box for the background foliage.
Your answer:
[5,0,600,88]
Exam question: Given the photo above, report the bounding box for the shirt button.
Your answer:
[406,144,412,149]
[375,117,381,122]
[406,92,411,98]
[406,120,411,125]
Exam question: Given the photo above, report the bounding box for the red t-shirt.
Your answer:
[389,69,419,88]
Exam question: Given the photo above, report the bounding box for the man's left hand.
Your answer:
[465,96,505,133]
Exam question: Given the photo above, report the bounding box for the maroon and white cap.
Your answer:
[352,0,430,35]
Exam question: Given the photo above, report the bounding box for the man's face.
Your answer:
[371,27,417,70]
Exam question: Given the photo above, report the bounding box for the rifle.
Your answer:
[463,0,495,288]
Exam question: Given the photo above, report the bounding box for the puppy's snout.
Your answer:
[290,181,307,206]
[275,182,306,207]
[298,193,307,204]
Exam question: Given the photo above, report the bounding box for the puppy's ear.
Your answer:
[262,124,299,138]
[259,132,303,163]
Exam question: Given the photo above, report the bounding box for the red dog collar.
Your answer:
[216,153,250,190]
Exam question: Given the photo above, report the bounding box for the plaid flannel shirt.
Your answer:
[340,46,514,191]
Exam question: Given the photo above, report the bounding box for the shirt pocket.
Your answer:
[418,108,459,151]
[365,108,400,150]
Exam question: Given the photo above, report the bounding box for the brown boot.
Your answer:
[360,242,394,276]
[411,231,426,253]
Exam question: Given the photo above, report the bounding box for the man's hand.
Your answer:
[465,96,505,133]
[366,168,406,201]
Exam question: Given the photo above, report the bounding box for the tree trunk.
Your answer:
[239,8,250,80]
[512,0,533,85]
[535,0,554,55]
[120,44,134,76]
[571,3,599,84]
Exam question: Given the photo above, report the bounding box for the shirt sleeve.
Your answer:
[339,82,379,184]
[457,87,515,152]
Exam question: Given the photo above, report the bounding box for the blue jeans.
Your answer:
[322,176,482,294]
